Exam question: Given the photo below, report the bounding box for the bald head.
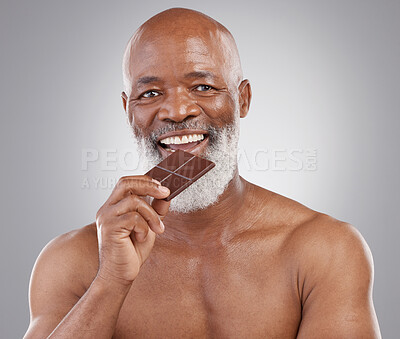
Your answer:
[122,8,243,96]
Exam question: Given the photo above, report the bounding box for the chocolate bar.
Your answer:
[145,150,215,201]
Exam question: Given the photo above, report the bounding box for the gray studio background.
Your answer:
[1,0,399,337]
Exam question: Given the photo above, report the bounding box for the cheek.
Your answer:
[200,94,238,124]
[129,102,158,130]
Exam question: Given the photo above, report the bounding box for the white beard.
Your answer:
[131,119,240,213]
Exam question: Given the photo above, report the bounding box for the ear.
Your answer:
[121,91,128,112]
[121,91,134,125]
[238,79,252,118]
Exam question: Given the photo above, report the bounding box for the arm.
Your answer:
[296,220,381,338]
[24,176,170,338]
[24,234,132,338]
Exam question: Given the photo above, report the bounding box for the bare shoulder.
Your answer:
[42,222,98,253]
[249,184,380,337]
[33,222,99,290]
[249,182,373,276]
[29,223,99,313]
[248,182,322,229]
[288,210,374,274]
[43,222,98,257]
[251,182,372,260]
[26,223,99,337]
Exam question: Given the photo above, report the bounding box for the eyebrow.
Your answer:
[183,71,217,80]
[136,71,218,88]
[136,76,161,87]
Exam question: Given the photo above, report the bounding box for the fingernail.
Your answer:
[159,186,169,194]
[152,179,161,185]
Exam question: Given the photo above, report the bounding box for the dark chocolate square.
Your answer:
[175,156,212,180]
[156,150,193,171]
[144,150,215,201]
[161,173,190,198]
[146,166,171,183]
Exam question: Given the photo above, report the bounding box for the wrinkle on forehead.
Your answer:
[122,8,243,95]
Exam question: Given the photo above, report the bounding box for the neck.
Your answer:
[160,170,254,248]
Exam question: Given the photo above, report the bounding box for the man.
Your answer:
[25,8,381,338]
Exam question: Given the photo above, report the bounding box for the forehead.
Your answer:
[128,30,233,84]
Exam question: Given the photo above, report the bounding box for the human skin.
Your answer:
[25,8,381,339]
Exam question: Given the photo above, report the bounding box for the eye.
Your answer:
[141,90,160,98]
[195,84,213,92]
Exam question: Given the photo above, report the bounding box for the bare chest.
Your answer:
[113,244,301,338]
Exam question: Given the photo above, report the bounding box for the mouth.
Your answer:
[157,129,209,157]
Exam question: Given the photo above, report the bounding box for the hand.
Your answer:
[95,176,170,286]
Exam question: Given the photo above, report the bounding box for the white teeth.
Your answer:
[160,133,205,145]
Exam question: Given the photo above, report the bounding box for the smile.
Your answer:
[157,130,209,154]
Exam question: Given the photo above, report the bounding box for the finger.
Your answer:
[113,195,164,233]
[119,212,149,242]
[131,227,156,257]
[152,199,171,220]
[107,176,170,205]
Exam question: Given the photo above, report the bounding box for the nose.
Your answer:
[157,88,201,122]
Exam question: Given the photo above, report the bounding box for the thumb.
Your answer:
[152,198,171,220]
